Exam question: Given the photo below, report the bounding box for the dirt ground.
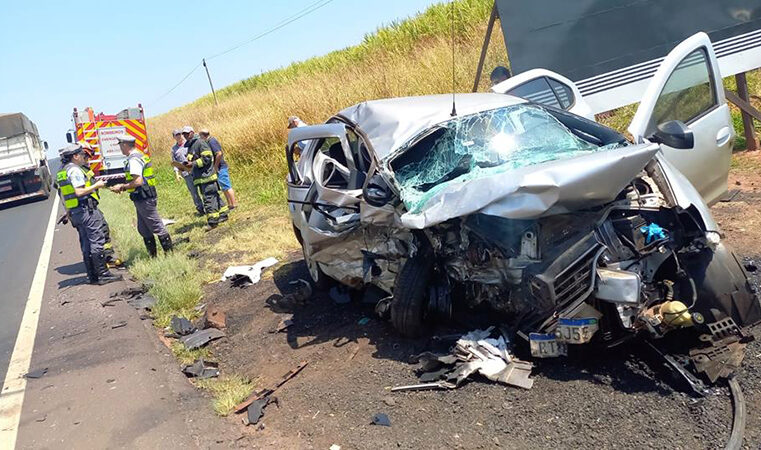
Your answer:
[200,155,761,450]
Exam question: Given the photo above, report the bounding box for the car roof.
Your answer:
[336,93,526,160]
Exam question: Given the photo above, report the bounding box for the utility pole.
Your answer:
[202,58,219,106]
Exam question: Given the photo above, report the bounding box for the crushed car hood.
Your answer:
[400,143,661,229]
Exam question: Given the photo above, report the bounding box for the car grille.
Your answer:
[529,234,601,312]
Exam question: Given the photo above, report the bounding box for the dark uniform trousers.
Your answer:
[69,204,106,261]
[133,197,169,239]
[198,181,228,225]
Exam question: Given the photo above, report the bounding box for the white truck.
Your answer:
[0,113,51,204]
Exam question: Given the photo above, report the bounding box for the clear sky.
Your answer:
[0,0,441,156]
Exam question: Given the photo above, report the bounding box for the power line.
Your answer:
[206,0,335,61]
[148,0,336,108]
[148,62,202,108]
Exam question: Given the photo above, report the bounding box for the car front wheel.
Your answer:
[390,242,434,337]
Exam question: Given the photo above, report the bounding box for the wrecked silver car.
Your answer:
[286,36,760,373]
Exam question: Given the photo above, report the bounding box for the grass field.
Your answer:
[98,0,760,415]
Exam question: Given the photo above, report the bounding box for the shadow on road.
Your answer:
[56,262,84,276]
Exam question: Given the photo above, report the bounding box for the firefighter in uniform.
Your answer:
[56,144,122,285]
[110,136,173,257]
[80,142,118,265]
[181,126,228,230]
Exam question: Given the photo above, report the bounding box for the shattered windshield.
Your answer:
[390,104,603,213]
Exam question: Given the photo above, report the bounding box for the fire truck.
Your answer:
[65,104,149,182]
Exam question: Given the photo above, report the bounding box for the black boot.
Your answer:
[158,234,173,253]
[94,252,122,285]
[144,236,158,258]
[84,256,99,284]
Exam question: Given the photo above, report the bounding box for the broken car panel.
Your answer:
[287,33,760,384]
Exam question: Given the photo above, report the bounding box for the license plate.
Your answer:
[556,318,599,344]
[529,333,568,358]
[0,185,12,193]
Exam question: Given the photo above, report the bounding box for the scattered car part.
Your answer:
[170,316,196,336]
[234,361,308,413]
[726,377,746,450]
[126,295,156,311]
[24,368,48,379]
[390,382,455,392]
[645,341,709,397]
[371,413,391,427]
[182,359,219,379]
[245,396,278,426]
[111,321,127,329]
[180,328,225,350]
[221,257,278,285]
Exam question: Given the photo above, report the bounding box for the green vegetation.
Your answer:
[195,376,257,416]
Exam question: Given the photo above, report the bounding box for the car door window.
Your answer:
[314,137,351,189]
[547,78,574,109]
[507,77,561,109]
[648,48,716,135]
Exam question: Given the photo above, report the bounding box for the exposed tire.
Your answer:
[390,242,434,337]
[292,224,304,245]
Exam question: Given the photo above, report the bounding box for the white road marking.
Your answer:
[0,195,59,449]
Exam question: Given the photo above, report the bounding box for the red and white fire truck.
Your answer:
[65,104,150,182]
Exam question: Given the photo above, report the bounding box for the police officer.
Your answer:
[181,126,228,230]
[80,142,117,265]
[56,144,122,285]
[110,136,173,257]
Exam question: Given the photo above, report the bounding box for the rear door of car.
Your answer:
[628,32,733,205]
[491,69,594,120]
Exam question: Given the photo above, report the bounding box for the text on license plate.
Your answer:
[555,318,599,344]
[529,333,568,358]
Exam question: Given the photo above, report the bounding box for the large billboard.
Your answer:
[496,0,761,113]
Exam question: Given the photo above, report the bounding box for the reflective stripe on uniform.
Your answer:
[56,163,94,210]
[124,152,157,194]
[83,168,99,202]
[193,173,218,185]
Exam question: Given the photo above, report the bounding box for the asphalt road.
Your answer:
[0,183,57,392]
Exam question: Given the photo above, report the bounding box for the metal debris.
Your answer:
[234,361,308,413]
[171,316,196,336]
[371,413,391,427]
[690,319,753,383]
[396,327,534,392]
[111,321,127,329]
[221,257,278,286]
[24,368,48,379]
[180,328,226,350]
[182,359,220,379]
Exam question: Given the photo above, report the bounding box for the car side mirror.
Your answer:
[65,131,74,144]
[363,173,393,207]
[649,120,694,149]
[43,141,49,150]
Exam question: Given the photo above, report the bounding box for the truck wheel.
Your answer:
[390,242,434,337]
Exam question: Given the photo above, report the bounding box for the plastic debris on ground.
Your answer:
[182,358,220,379]
[371,413,391,427]
[234,362,308,413]
[394,327,533,392]
[24,368,48,379]
[284,279,312,304]
[221,257,278,286]
[170,316,196,336]
[162,218,176,226]
[245,396,278,426]
[180,328,226,350]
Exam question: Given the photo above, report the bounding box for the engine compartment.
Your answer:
[422,166,725,346]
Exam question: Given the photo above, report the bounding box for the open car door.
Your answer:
[628,32,733,205]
